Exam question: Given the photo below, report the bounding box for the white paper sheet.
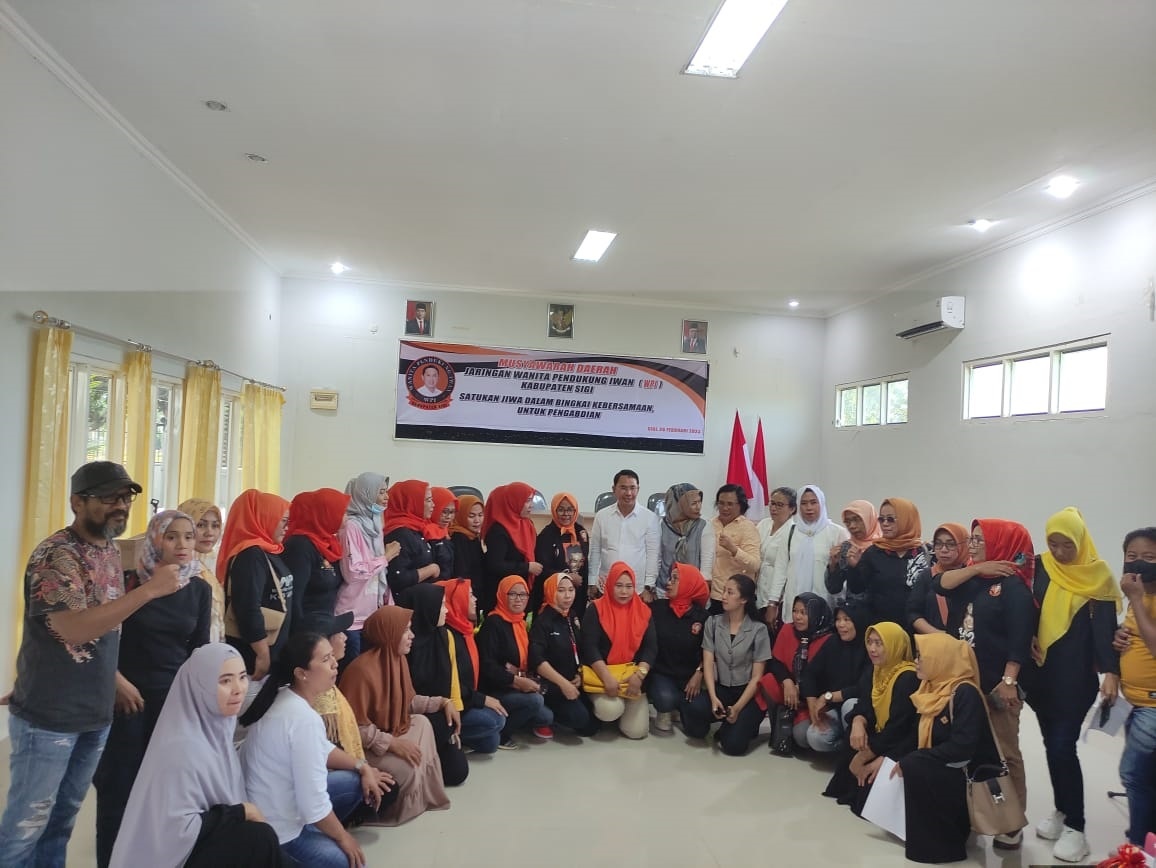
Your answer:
[860,757,906,841]
[1082,696,1132,741]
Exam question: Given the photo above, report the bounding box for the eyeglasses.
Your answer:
[932,540,958,550]
[507,591,529,599]
[556,506,576,514]
[878,515,898,524]
[770,500,791,509]
[82,492,136,506]
[967,536,984,546]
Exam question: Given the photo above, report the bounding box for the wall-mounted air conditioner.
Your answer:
[894,296,965,339]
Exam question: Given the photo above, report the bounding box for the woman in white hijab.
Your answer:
[111,644,283,867]
[765,485,848,622]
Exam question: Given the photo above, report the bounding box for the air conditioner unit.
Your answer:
[894,296,965,340]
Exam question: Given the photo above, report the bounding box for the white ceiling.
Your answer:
[7,0,1156,314]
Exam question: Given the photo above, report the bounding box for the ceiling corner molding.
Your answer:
[0,1,279,275]
[830,175,1156,319]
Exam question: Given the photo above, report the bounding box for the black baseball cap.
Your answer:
[299,610,355,638]
[71,461,142,497]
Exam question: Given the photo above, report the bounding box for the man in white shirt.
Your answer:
[588,470,660,601]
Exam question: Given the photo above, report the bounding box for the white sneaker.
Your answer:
[1035,810,1065,841]
[1053,826,1090,863]
[654,712,673,733]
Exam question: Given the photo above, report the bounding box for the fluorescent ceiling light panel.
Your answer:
[787,299,800,308]
[1045,175,1080,199]
[330,261,349,275]
[684,0,790,78]
[969,219,993,233]
[572,230,617,262]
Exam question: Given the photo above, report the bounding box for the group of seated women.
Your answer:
[99,474,1148,866]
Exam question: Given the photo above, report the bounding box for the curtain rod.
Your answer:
[30,310,285,392]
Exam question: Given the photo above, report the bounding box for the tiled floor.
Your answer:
[0,708,1131,866]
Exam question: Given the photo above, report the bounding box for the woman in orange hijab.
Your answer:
[907,522,970,635]
[382,480,440,603]
[481,483,542,614]
[282,487,351,622]
[339,606,460,825]
[647,563,711,734]
[475,576,555,748]
[827,497,931,627]
[528,573,601,736]
[449,494,486,588]
[580,562,657,739]
[219,489,292,680]
[534,492,590,616]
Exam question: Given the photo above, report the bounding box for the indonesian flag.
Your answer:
[753,418,770,514]
[726,412,766,521]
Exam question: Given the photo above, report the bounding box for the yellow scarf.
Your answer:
[447,631,464,712]
[868,622,916,731]
[910,633,981,749]
[1038,507,1121,663]
[311,686,365,761]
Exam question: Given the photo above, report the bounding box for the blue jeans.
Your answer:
[459,706,505,753]
[647,673,686,714]
[1121,706,1156,845]
[0,713,111,868]
[281,770,362,868]
[494,690,553,738]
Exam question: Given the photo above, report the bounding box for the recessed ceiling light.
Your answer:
[244,153,268,163]
[969,219,994,233]
[1045,175,1079,199]
[684,0,790,79]
[572,230,617,263]
[203,100,229,112]
[330,261,349,275]
[787,299,800,308]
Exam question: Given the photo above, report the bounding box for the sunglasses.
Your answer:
[878,515,898,524]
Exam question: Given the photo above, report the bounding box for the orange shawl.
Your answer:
[593,562,652,665]
[489,575,530,670]
[437,578,480,688]
[872,497,923,553]
[215,489,290,583]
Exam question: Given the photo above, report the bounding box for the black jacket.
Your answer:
[800,630,870,700]
[533,522,590,614]
[281,535,340,624]
[482,524,532,612]
[428,537,455,582]
[935,572,1036,692]
[450,533,485,586]
[649,599,708,682]
[528,607,584,698]
[829,545,931,628]
[224,547,294,673]
[384,527,435,600]
[476,615,529,693]
[846,668,920,760]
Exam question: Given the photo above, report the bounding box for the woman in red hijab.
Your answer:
[423,487,457,583]
[580,562,657,739]
[219,489,292,680]
[534,492,590,616]
[281,487,351,622]
[480,483,542,614]
[647,563,711,734]
[382,480,440,603]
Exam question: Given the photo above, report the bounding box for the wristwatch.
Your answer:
[1002,676,1017,687]
[824,691,834,702]
[354,759,366,772]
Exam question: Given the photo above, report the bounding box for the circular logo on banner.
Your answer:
[405,356,456,409]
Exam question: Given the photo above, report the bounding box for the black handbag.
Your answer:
[769,705,795,756]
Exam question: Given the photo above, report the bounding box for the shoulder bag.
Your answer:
[224,555,288,645]
[950,692,1027,836]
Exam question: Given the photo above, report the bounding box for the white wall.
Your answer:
[820,190,1156,555]
[0,26,282,692]
[279,277,826,508]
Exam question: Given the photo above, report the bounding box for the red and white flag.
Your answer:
[726,412,766,521]
[752,418,770,514]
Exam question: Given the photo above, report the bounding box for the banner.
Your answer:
[395,341,709,453]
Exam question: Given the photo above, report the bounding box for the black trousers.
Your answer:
[186,819,285,868]
[423,712,470,787]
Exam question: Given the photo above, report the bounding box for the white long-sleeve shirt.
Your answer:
[762,522,849,609]
[755,517,796,606]
[588,503,660,592]
[241,688,334,844]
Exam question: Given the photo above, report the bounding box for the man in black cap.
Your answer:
[0,461,183,867]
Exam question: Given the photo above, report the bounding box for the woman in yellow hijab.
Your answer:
[821,621,920,817]
[899,633,1000,864]
[1024,506,1121,863]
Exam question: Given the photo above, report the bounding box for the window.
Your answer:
[150,379,182,510]
[216,394,244,510]
[963,338,1108,420]
[835,376,909,428]
[68,362,124,471]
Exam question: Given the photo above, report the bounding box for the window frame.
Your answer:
[149,375,184,511]
[962,336,1108,422]
[216,391,244,511]
[834,374,910,429]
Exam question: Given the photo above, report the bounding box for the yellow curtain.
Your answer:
[16,326,74,655]
[241,383,284,493]
[178,363,222,503]
[122,350,152,535]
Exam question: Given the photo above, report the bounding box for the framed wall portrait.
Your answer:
[547,303,575,339]
[404,300,433,336]
[681,319,707,354]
